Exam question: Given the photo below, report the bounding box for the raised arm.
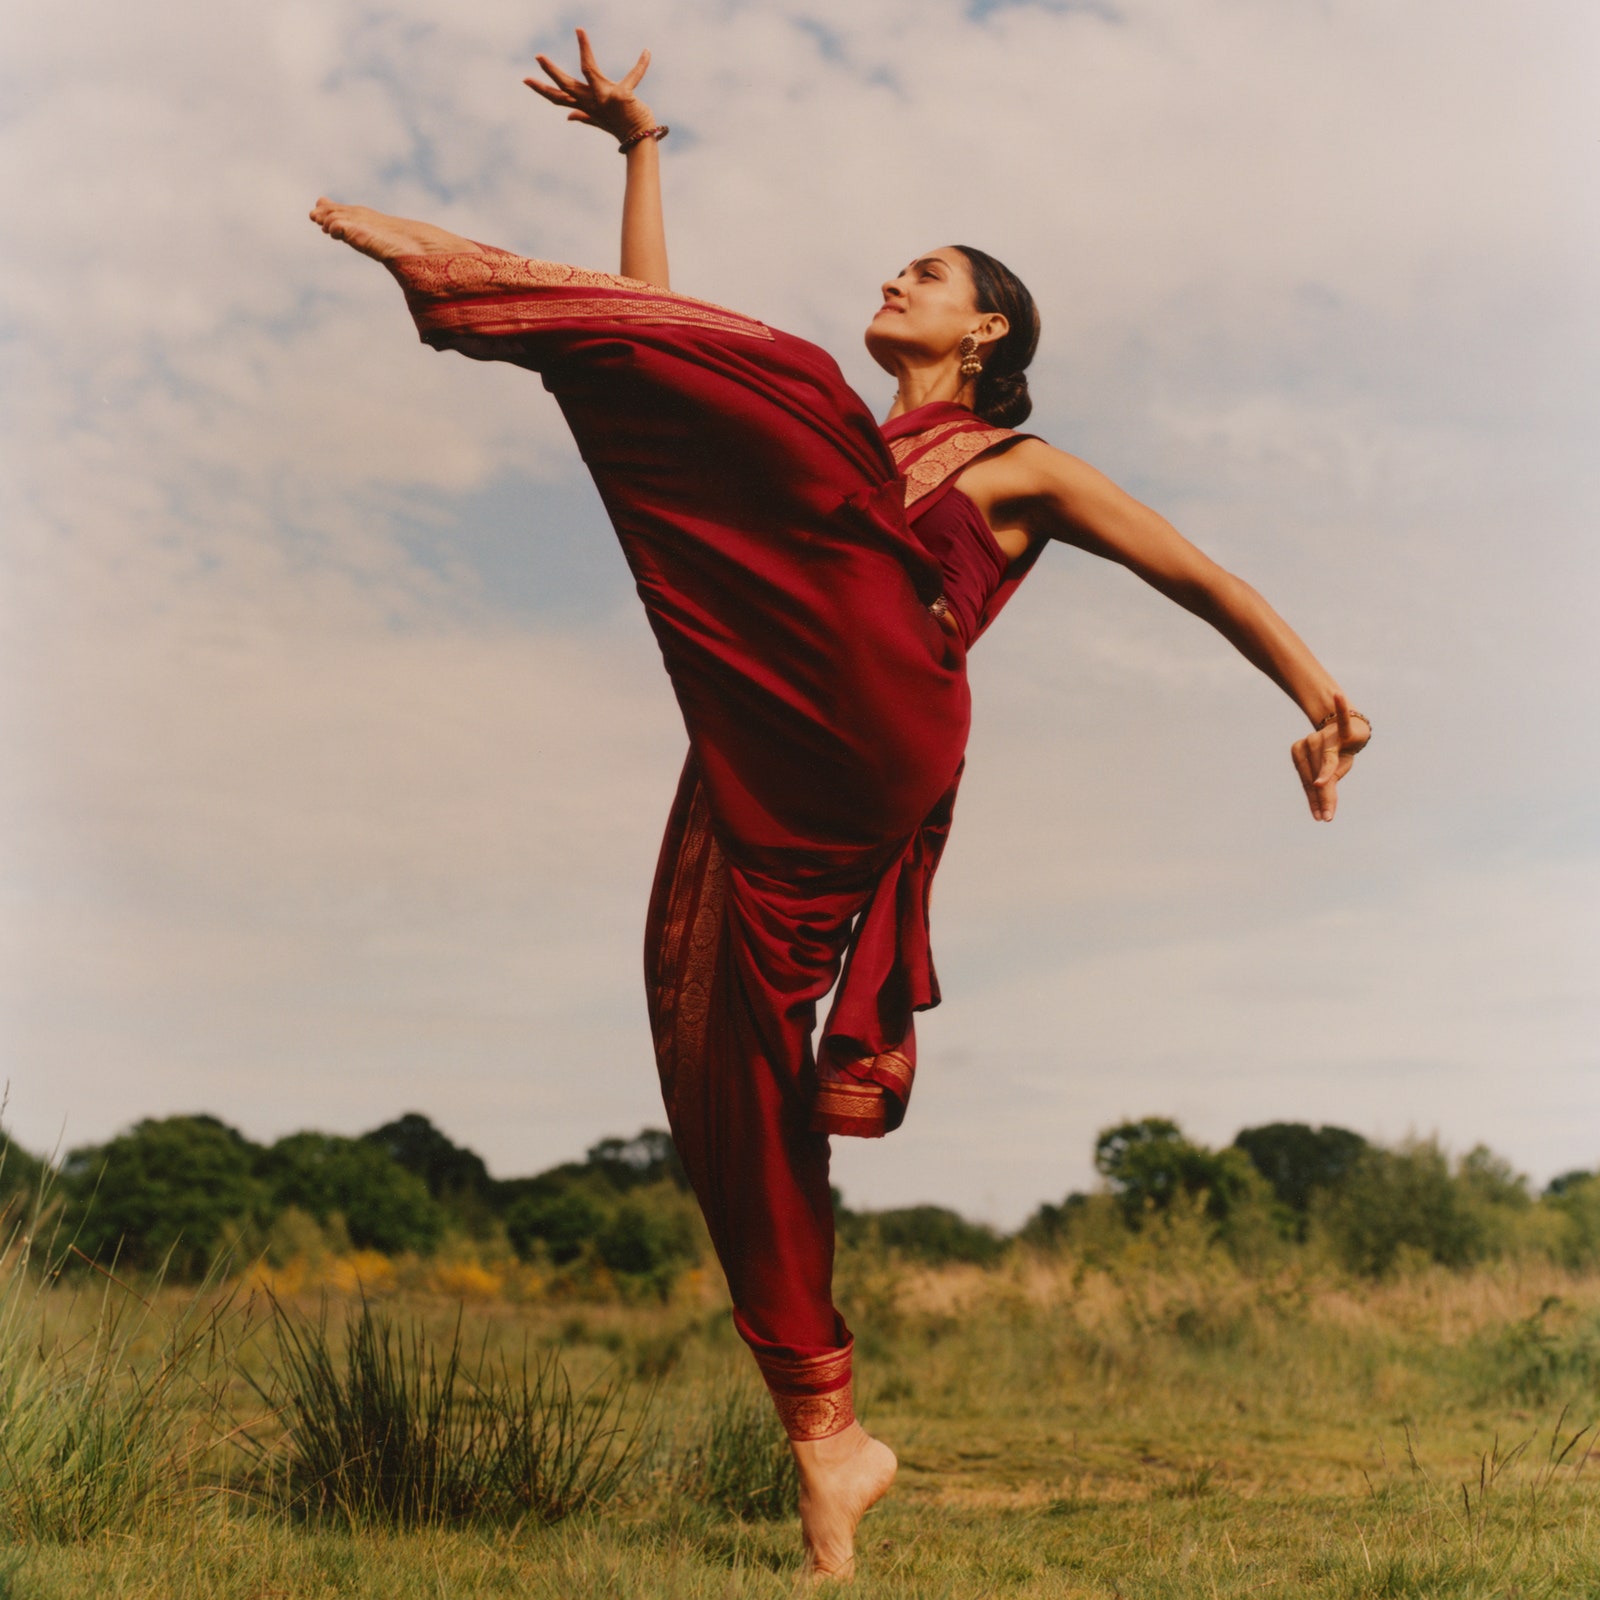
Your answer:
[525,30,670,288]
[971,439,1371,821]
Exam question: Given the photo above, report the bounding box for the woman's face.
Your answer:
[864,247,1003,373]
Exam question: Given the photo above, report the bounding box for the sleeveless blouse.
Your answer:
[883,401,1046,649]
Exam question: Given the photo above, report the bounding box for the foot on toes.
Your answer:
[794,1425,898,1583]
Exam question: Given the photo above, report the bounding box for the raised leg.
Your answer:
[308,198,484,264]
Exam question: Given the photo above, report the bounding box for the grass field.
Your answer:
[4,1240,1599,1597]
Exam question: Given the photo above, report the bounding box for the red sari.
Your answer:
[388,246,1041,1435]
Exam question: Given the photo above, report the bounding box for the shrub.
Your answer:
[361,1113,497,1235]
[844,1204,1006,1267]
[1095,1119,1269,1229]
[246,1294,647,1527]
[62,1115,261,1277]
[1317,1139,1485,1275]
[1232,1122,1368,1221]
[506,1186,610,1266]
[595,1194,700,1289]
[1533,1173,1600,1269]
[257,1133,444,1256]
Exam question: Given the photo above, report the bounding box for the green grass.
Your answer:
[239,1292,649,1527]
[0,1198,230,1541]
[3,1247,1599,1596]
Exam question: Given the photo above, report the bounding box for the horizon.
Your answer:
[3,0,1596,1231]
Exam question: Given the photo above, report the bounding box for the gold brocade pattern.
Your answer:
[812,1083,888,1135]
[770,1380,855,1441]
[755,1344,856,1441]
[889,421,1016,506]
[648,776,727,1121]
[415,296,776,341]
[396,248,774,341]
[861,1049,913,1095]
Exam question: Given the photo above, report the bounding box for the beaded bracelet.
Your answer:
[617,125,669,154]
[1314,707,1372,739]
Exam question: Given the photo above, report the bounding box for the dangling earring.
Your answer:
[958,334,983,379]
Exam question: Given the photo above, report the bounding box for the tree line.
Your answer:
[2,1112,1596,1291]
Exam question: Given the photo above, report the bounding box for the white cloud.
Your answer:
[1,0,1595,1211]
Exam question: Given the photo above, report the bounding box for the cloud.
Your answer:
[1,0,1595,1209]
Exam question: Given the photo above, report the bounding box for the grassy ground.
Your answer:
[5,1249,1599,1597]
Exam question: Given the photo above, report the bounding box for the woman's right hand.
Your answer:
[524,29,656,145]
[1290,694,1370,822]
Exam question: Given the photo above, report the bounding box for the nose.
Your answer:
[881,276,904,301]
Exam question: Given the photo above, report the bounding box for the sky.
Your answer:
[2,0,1596,1227]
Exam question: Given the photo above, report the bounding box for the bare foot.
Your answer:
[307,198,482,264]
[792,1424,898,1582]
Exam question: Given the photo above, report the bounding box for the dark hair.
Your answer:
[952,245,1040,428]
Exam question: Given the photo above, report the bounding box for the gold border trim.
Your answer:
[889,422,1016,506]
[770,1380,855,1441]
[396,248,775,341]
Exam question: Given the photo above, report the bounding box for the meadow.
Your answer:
[3,1219,1598,1599]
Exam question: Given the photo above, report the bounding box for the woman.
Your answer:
[310,30,1368,1579]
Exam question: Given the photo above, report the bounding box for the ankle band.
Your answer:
[753,1342,855,1441]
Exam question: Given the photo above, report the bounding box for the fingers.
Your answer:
[576,27,603,85]
[1333,692,1352,748]
[524,77,574,106]
[619,47,651,92]
[532,53,581,94]
[1291,739,1320,820]
[1291,734,1342,821]
[1313,738,1341,819]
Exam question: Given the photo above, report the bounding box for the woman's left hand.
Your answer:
[524,28,656,145]
[1291,694,1370,822]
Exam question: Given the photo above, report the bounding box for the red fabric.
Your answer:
[386,245,1043,1380]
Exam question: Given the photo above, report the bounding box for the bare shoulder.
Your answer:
[957,436,1117,530]
[961,436,1100,502]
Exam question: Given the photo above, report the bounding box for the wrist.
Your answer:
[617,120,667,154]
[1313,705,1372,739]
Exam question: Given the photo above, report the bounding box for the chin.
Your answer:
[862,322,901,370]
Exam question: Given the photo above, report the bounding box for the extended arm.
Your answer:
[981,439,1370,819]
[525,30,670,288]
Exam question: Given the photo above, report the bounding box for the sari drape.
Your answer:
[386,244,1033,1431]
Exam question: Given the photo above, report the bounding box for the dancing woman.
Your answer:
[310,30,1369,1579]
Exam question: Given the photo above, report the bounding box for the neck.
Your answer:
[884,358,978,421]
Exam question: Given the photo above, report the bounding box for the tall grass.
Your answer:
[244,1292,650,1527]
[676,1379,797,1520]
[0,1180,228,1540]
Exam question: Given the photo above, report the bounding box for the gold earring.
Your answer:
[958,334,983,378]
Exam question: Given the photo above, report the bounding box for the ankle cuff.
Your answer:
[753,1342,855,1441]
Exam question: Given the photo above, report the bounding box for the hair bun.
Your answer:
[977,368,1032,429]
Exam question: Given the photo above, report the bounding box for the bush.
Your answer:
[63,1115,261,1277]
[1095,1119,1269,1230]
[247,1294,647,1527]
[1232,1122,1368,1222]
[0,1131,47,1216]
[1543,1174,1600,1269]
[595,1194,700,1288]
[506,1186,610,1267]
[362,1113,497,1235]
[1317,1140,1486,1275]
[843,1204,1006,1267]
[257,1133,445,1256]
